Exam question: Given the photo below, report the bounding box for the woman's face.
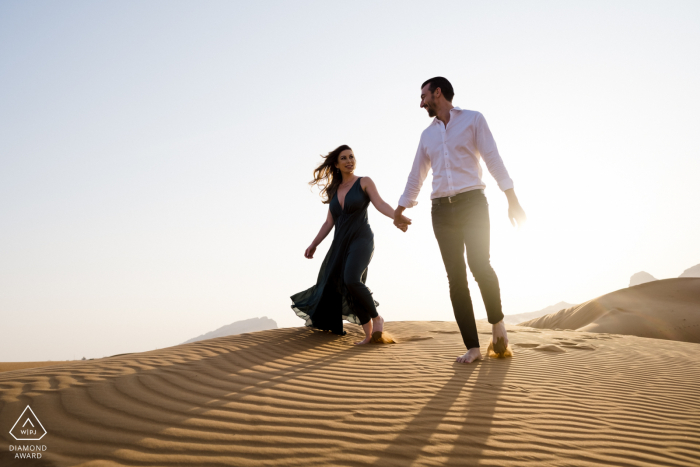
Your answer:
[335,149,356,175]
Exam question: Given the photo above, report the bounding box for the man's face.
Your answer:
[420,84,438,117]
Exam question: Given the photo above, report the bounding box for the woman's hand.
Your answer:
[304,245,317,259]
[305,209,334,259]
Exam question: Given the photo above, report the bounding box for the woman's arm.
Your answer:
[362,177,410,232]
[305,208,334,258]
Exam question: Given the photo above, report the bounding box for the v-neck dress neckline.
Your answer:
[336,177,361,210]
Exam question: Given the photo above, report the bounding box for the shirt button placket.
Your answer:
[441,129,454,195]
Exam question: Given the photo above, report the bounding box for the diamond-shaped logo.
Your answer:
[9,406,47,441]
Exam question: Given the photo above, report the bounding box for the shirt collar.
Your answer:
[432,106,462,126]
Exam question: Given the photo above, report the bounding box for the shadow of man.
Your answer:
[368,357,512,466]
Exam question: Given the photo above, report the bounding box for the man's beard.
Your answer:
[427,106,436,117]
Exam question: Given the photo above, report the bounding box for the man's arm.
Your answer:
[394,141,430,229]
[475,113,526,227]
[475,112,514,192]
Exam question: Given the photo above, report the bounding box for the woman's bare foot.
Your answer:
[354,320,373,345]
[456,347,483,363]
[372,315,384,333]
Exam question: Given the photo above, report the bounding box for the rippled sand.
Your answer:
[1,321,700,466]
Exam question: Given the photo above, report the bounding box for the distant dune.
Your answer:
[2,321,700,466]
[182,316,277,344]
[679,263,700,278]
[519,278,700,343]
[629,270,657,286]
[502,301,575,325]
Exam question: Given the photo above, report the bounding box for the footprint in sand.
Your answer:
[514,343,540,348]
[515,342,596,351]
[582,334,621,340]
[558,341,597,350]
[571,344,596,350]
[400,336,434,342]
[533,344,567,353]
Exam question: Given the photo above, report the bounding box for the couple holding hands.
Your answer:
[291,77,526,364]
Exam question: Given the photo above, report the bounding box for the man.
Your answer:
[394,77,526,364]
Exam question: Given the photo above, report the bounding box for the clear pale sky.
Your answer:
[1,1,699,361]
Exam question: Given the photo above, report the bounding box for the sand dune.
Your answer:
[502,301,575,325]
[2,321,700,466]
[519,278,700,343]
[182,316,278,344]
[679,263,700,278]
[0,362,78,374]
[629,271,657,286]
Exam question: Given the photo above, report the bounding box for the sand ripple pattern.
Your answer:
[1,321,700,466]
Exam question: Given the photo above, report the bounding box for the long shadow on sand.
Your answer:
[366,357,511,466]
[1,327,513,466]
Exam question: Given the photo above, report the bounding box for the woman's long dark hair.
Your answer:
[309,145,351,204]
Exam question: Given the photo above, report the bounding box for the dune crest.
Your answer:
[182,316,278,344]
[519,278,700,343]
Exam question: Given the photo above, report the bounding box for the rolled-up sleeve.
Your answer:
[398,139,430,208]
[475,113,514,192]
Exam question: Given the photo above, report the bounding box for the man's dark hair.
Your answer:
[421,77,454,102]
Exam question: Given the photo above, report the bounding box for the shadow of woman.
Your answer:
[367,357,512,466]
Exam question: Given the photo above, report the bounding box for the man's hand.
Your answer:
[505,189,527,228]
[508,202,526,227]
[393,206,412,232]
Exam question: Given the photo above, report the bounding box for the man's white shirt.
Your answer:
[398,107,514,208]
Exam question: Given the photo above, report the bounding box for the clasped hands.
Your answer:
[393,207,411,233]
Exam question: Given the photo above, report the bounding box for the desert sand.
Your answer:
[2,320,700,466]
[520,278,700,343]
[0,362,80,374]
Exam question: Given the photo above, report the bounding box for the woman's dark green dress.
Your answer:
[291,177,379,335]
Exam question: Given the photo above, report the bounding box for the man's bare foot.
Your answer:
[372,315,384,333]
[456,347,483,363]
[354,336,372,345]
[492,319,509,353]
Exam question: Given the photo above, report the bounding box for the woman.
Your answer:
[291,145,408,344]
